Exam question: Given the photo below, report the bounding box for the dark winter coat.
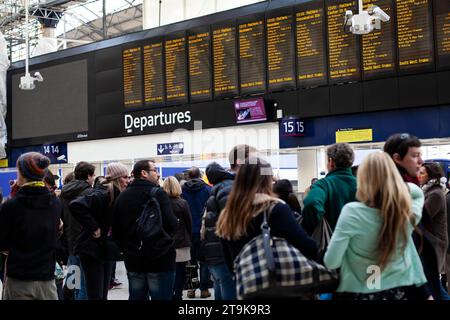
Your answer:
[60,179,92,255]
[203,162,235,265]
[112,179,178,273]
[69,184,118,261]
[181,178,211,235]
[0,186,61,281]
[423,184,448,273]
[169,197,192,249]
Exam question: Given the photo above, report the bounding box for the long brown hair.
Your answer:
[216,157,275,240]
[356,152,416,271]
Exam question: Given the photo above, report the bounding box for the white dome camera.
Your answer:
[19,71,44,90]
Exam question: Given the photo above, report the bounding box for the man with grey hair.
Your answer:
[302,143,357,235]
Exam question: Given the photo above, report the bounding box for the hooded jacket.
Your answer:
[181,178,211,235]
[0,186,61,281]
[203,162,235,265]
[60,179,92,255]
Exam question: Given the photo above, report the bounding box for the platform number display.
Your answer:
[281,118,305,136]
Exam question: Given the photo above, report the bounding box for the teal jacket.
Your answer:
[302,168,357,234]
[324,183,427,293]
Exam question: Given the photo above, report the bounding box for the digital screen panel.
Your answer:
[212,23,239,98]
[188,31,212,102]
[165,36,187,103]
[296,1,328,87]
[362,0,396,79]
[435,0,450,70]
[143,41,164,105]
[123,47,143,107]
[267,12,296,91]
[396,0,434,73]
[239,18,266,94]
[327,0,361,83]
[234,98,267,124]
[12,60,88,139]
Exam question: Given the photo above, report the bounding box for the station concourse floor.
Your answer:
[108,261,215,300]
[0,261,215,300]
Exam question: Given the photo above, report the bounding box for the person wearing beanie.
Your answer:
[69,162,129,300]
[0,152,61,300]
[105,162,129,181]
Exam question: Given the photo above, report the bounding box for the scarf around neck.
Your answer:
[422,177,447,193]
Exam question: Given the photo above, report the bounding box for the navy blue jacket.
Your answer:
[221,202,318,273]
[181,179,211,235]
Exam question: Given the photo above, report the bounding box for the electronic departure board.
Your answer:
[143,41,165,106]
[397,0,434,73]
[188,30,212,102]
[239,17,266,94]
[362,0,396,79]
[123,47,143,107]
[266,11,296,91]
[212,23,239,98]
[165,35,188,104]
[435,0,450,70]
[296,1,328,87]
[327,0,360,84]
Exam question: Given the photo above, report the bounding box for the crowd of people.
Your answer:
[0,134,448,300]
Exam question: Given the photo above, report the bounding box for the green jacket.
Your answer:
[302,168,357,234]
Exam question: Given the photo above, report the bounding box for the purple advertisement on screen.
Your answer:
[234,98,267,124]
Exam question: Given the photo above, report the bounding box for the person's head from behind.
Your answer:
[383,133,423,178]
[228,144,257,172]
[74,161,96,186]
[273,179,293,203]
[105,162,130,192]
[356,151,414,271]
[163,176,182,198]
[174,173,185,183]
[63,172,75,185]
[216,157,274,240]
[44,169,58,194]
[326,143,354,172]
[133,160,159,184]
[16,152,50,185]
[188,167,201,180]
[419,162,444,186]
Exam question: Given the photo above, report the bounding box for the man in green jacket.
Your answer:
[302,143,357,235]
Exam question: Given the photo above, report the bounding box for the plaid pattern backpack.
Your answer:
[234,207,338,300]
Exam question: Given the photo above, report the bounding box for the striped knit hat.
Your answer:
[106,162,129,181]
[17,152,50,181]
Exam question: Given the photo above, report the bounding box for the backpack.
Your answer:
[134,188,174,260]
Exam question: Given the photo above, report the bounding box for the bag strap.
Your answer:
[260,202,278,276]
[261,210,275,273]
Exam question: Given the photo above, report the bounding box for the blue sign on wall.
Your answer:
[279,105,447,149]
[157,143,184,156]
[9,143,68,167]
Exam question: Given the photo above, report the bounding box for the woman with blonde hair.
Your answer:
[216,157,317,274]
[163,176,192,300]
[324,151,428,300]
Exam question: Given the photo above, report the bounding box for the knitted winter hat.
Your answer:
[17,152,50,181]
[106,162,129,181]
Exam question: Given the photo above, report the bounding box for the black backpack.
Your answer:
[134,188,174,260]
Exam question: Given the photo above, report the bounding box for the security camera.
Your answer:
[19,71,44,90]
[372,6,390,22]
[345,3,390,35]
